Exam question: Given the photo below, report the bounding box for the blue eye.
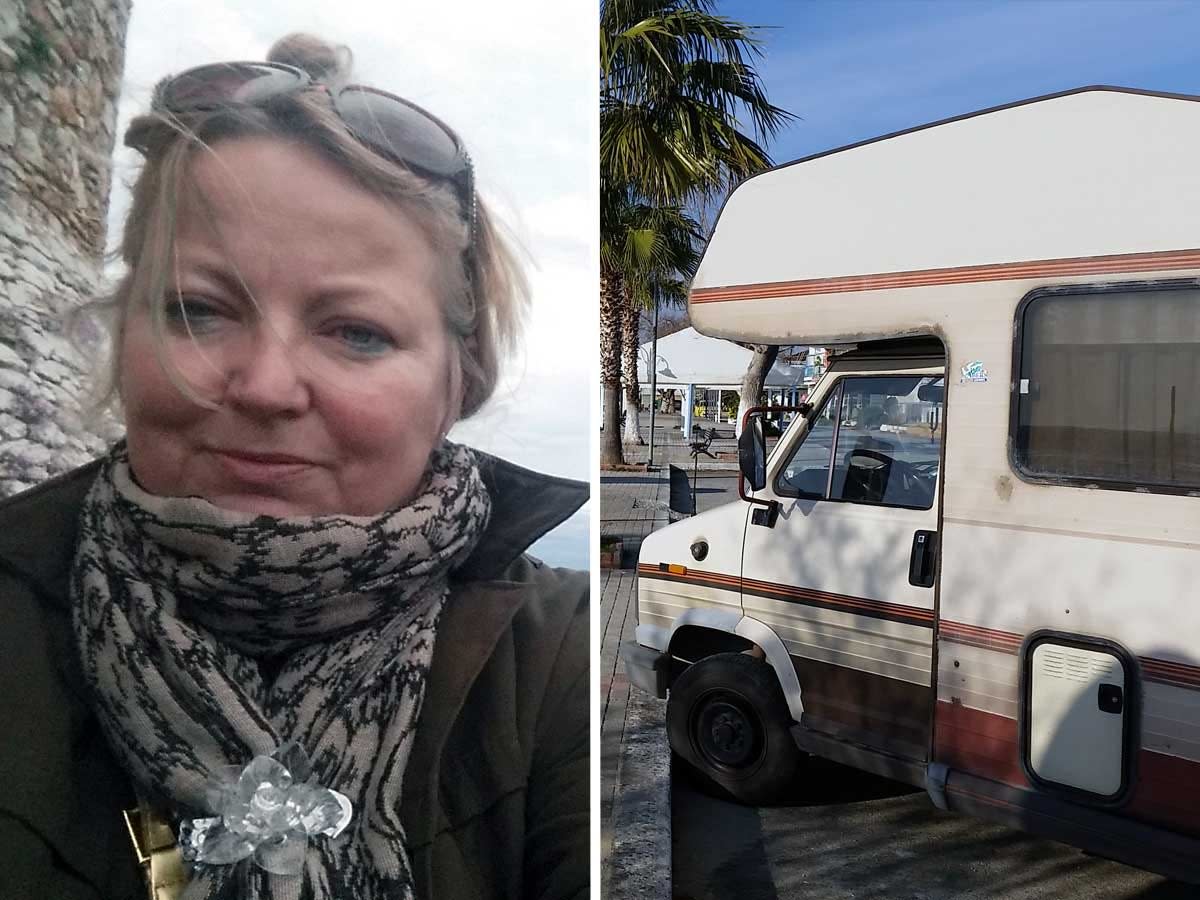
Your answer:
[331,323,395,355]
[164,295,224,333]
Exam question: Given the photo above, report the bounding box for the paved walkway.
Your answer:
[610,412,797,472]
[599,567,637,894]
[600,470,674,899]
[599,469,670,546]
[615,414,740,472]
[599,469,667,871]
[673,761,1189,900]
[599,467,745,899]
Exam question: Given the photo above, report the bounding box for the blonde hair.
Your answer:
[89,33,527,419]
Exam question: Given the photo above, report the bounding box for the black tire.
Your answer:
[666,652,805,805]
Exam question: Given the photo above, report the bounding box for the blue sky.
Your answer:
[719,0,1200,168]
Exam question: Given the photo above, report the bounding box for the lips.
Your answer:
[210,448,316,484]
[218,450,311,464]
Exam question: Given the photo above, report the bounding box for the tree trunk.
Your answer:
[735,345,780,437]
[600,271,626,467]
[620,296,643,445]
[0,0,132,497]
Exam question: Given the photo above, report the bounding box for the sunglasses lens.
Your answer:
[161,63,302,109]
[335,88,464,177]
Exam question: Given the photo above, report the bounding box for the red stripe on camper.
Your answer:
[939,620,1024,654]
[691,247,1200,303]
[934,700,1028,788]
[1136,749,1200,836]
[1141,657,1200,691]
[939,622,1200,691]
[934,701,1200,836]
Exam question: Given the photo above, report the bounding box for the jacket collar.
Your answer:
[456,451,589,580]
[0,458,103,608]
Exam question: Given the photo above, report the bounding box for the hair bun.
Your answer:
[266,33,353,85]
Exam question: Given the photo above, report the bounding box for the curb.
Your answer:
[605,687,672,900]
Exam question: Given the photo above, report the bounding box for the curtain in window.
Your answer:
[1019,288,1200,488]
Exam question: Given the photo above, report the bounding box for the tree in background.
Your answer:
[0,1,130,497]
[735,344,779,437]
[601,193,698,455]
[612,202,700,445]
[600,0,793,466]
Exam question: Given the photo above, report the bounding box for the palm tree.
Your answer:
[0,0,130,497]
[612,203,701,445]
[600,0,794,466]
[600,192,700,463]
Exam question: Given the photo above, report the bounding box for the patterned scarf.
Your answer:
[70,441,491,900]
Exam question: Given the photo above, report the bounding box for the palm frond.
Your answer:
[600,0,796,209]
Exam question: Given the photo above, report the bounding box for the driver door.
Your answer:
[740,363,945,760]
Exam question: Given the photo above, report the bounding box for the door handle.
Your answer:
[909,530,939,588]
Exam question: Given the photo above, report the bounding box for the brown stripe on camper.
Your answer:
[740,575,934,628]
[935,701,1200,836]
[939,620,1200,692]
[1140,657,1200,691]
[637,564,934,628]
[638,563,740,589]
[691,247,1200,303]
[939,620,1024,654]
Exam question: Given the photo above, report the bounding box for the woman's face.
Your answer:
[120,137,461,517]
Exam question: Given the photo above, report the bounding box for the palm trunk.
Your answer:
[621,296,644,445]
[0,0,131,498]
[735,344,780,437]
[600,271,626,467]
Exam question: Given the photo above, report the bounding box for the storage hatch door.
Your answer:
[1028,642,1127,798]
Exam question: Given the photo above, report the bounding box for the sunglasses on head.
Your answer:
[129,61,477,245]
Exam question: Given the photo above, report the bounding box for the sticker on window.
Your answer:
[960,361,989,383]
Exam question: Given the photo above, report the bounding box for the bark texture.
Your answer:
[620,297,643,445]
[0,0,130,496]
[600,271,625,466]
[735,344,780,437]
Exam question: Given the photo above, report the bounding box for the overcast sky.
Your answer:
[105,0,595,567]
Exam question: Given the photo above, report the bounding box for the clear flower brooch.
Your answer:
[178,742,352,876]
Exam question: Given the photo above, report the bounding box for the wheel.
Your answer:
[666,652,805,805]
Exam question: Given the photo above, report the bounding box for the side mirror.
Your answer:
[738,413,767,492]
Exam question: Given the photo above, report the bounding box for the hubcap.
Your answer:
[694,694,761,769]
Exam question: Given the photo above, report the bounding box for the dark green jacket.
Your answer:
[0,456,590,900]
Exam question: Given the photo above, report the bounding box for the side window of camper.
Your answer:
[777,375,943,509]
[1013,285,1200,492]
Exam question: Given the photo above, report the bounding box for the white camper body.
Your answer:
[625,88,1200,882]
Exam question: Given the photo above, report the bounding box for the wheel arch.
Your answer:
[664,610,805,722]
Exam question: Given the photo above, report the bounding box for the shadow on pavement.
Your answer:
[672,755,1192,900]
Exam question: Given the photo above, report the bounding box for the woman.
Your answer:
[0,34,588,900]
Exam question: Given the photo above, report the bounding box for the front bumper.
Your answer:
[622,641,671,698]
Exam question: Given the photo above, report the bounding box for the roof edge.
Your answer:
[764,86,1200,180]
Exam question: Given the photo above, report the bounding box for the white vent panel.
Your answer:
[1029,642,1125,797]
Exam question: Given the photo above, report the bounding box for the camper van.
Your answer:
[623,87,1200,882]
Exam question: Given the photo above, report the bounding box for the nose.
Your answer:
[223,326,310,418]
